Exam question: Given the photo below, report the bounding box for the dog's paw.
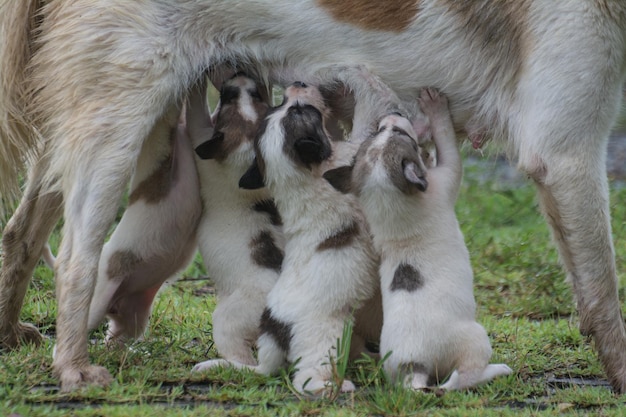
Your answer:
[57,364,113,392]
[417,88,448,120]
[191,359,232,373]
[486,363,513,378]
[0,322,44,349]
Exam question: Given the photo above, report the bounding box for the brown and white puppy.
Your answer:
[188,74,284,369]
[2,0,626,392]
[234,82,379,394]
[31,102,202,345]
[326,88,512,390]
[86,103,202,342]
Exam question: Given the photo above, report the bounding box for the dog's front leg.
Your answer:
[0,154,63,348]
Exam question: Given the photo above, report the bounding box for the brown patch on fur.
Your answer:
[351,139,378,194]
[323,165,354,194]
[440,0,530,87]
[260,308,292,353]
[317,221,359,251]
[128,146,173,205]
[250,231,284,272]
[317,0,419,32]
[382,136,426,194]
[211,102,269,162]
[390,263,424,292]
[106,250,141,282]
[253,199,282,226]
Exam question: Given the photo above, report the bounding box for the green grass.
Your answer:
[2,155,626,416]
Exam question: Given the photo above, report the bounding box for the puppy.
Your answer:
[325,88,512,390]
[86,103,202,342]
[189,74,284,369]
[2,0,626,392]
[235,81,379,394]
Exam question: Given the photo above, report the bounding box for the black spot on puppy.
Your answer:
[323,165,354,194]
[260,308,293,353]
[239,158,265,190]
[253,199,282,226]
[390,263,424,292]
[282,104,332,168]
[220,85,240,105]
[250,230,284,272]
[317,221,359,251]
[195,131,225,160]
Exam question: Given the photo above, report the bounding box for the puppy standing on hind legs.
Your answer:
[187,74,284,369]
[85,102,203,343]
[237,81,380,394]
[325,88,512,390]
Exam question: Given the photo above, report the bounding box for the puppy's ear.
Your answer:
[294,134,332,166]
[323,165,354,194]
[195,131,225,159]
[402,160,428,192]
[239,158,265,189]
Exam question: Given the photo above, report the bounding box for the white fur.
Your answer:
[188,75,283,370]
[354,90,511,390]
[1,0,625,391]
[234,84,379,395]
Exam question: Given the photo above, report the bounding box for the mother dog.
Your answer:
[1,0,626,392]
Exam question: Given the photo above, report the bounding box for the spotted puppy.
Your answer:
[325,88,512,390]
[188,74,284,370]
[87,103,203,342]
[237,81,379,394]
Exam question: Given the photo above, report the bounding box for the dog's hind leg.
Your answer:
[513,46,626,391]
[0,155,63,348]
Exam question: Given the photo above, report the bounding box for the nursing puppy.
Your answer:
[235,81,379,394]
[190,74,284,368]
[9,102,203,346]
[325,89,512,390]
[2,0,626,392]
[87,103,203,342]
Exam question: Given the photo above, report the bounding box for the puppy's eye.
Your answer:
[249,89,262,101]
[377,126,386,134]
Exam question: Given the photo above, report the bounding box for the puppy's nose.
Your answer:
[292,81,307,88]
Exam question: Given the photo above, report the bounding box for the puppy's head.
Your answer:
[195,74,269,166]
[324,114,428,195]
[240,81,333,189]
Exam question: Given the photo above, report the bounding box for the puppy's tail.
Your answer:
[0,0,44,219]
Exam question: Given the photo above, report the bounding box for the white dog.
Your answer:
[1,0,625,392]
[325,88,512,390]
[189,74,284,368]
[232,81,379,394]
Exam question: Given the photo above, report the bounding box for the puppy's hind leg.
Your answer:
[438,322,511,391]
[0,154,63,348]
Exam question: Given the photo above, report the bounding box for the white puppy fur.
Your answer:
[326,88,512,390]
[1,0,625,392]
[233,82,380,394]
[189,74,284,369]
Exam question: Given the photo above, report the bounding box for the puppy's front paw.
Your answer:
[191,359,232,373]
[418,88,449,121]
